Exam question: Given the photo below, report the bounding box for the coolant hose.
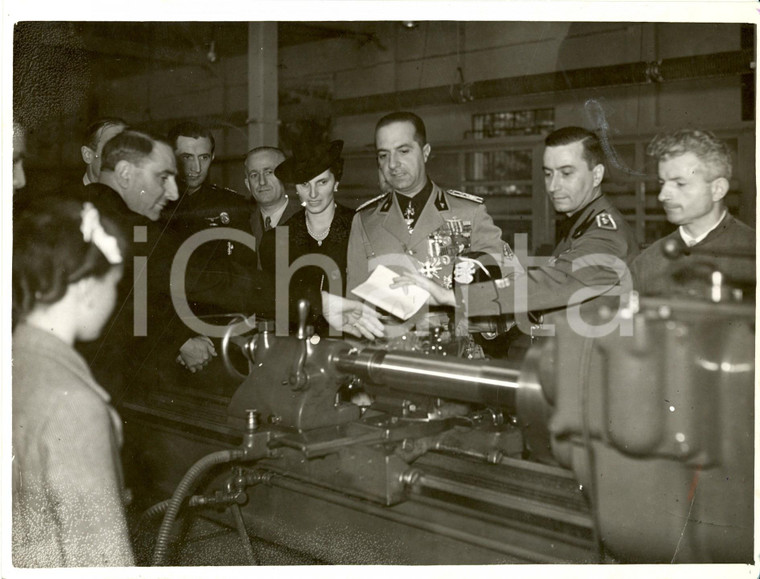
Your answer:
[152,449,245,566]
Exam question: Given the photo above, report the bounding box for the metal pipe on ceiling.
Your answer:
[280,48,754,121]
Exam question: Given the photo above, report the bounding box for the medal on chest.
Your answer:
[205,211,230,227]
[418,217,473,289]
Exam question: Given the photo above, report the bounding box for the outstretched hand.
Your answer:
[321,291,385,340]
[390,273,456,307]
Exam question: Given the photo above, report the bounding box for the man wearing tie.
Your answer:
[245,146,301,257]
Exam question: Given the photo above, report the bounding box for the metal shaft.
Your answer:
[334,348,521,408]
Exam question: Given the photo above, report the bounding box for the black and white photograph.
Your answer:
[3,2,757,577]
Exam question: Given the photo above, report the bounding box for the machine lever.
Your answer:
[289,300,310,389]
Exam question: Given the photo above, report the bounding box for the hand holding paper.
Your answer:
[321,292,385,339]
[351,265,433,320]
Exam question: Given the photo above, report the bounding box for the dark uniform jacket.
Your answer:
[630,212,755,297]
[165,181,249,233]
[163,180,259,297]
[347,181,510,296]
[457,194,639,316]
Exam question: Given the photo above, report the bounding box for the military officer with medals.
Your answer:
[392,126,639,324]
[347,111,513,301]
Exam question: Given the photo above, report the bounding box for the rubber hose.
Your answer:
[152,449,244,566]
[139,499,170,529]
[230,502,258,565]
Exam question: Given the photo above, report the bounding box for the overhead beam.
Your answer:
[139,49,754,135]
[279,49,755,121]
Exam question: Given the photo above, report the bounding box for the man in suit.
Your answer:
[245,146,301,256]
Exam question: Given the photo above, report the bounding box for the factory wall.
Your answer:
[19,21,753,226]
[93,21,745,144]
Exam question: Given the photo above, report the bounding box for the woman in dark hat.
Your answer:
[260,140,382,339]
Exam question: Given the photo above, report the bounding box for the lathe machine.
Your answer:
[123,292,754,565]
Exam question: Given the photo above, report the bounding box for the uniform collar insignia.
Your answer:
[379,195,393,213]
[569,195,605,239]
[434,190,448,211]
[572,210,599,238]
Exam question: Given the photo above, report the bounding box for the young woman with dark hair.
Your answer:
[12,198,134,567]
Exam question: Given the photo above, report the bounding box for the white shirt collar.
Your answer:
[260,195,291,227]
[83,173,92,186]
[679,209,727,247]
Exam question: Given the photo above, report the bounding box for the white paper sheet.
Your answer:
[350,265,431,321]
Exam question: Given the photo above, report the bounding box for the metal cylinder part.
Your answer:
[334,348,521,408]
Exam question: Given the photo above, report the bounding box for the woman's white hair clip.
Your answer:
[80,202,123,264]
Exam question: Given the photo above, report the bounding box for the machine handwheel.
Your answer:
[221,314,258,381]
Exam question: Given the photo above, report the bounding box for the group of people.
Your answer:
[10,109,755,567]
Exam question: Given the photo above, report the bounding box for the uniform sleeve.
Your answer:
[467,202,527,278]
[346,212,370,296]
[458,226,633,316]
[470,203,507,259]
[41,389,134,567]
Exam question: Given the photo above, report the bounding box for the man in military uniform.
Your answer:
[393,126,639,326]
[162,122,262,373]
[630,129,755,298]
[165,121,251,254]
[347,111,511,299]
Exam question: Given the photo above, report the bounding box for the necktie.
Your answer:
[264,215,272,231]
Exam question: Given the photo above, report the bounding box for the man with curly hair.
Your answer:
[630,129,755,297]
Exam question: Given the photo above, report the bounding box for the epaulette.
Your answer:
[446,189,483,204]
[209,183,239,196]
[356,192,390,212]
